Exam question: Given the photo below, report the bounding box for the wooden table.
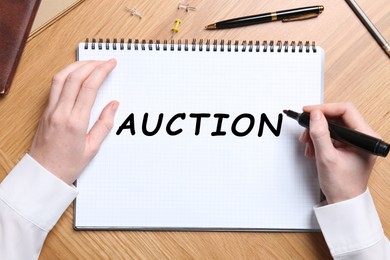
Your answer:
[1,0,389,258]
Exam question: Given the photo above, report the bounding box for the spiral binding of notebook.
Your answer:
[84,38,317,53]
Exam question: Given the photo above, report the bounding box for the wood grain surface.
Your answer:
[0,0,389,259]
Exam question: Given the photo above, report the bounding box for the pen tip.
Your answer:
[283,110,288,114]
[205,24,217,30]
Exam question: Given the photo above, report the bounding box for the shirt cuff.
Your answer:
[0,154,78,231]
[314,189,384,257]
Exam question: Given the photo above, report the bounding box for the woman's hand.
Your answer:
[29,60,119,185]
[299,103,379,204]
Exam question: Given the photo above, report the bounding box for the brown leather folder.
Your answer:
[0,0,41,95]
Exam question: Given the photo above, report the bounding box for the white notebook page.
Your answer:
[75,40,324,230]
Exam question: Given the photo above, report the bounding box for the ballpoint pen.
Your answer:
[345,0,390,58]
[283,110,390,157]
[205,5,324,30]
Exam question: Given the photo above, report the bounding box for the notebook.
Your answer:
[0,0,41,94]
[75,38,324,231]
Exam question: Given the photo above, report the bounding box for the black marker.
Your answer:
[283,110,390,157]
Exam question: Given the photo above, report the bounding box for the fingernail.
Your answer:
[111,101,119,112]
[299,132,305,142]
[311,110,321,121]
[107,58,117,64]
[304,145,309,157]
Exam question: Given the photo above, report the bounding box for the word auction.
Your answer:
[116,113,283,137]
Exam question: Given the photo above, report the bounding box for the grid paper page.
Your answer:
[75,41,324,230]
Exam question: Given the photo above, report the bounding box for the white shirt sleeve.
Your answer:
[314,189,390,259]
[0,154,78,260]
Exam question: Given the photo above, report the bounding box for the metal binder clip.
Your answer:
[125,7,143,19]
[177,3,196,12]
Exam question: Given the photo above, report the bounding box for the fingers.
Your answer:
[47,61,98,112]
[73,59,117,121]
[308,110,338,160]
[56,61,106,114]
[299,130,315,157]
[47,60,117,120]
[303,103,378,137]
[87,101,119,156]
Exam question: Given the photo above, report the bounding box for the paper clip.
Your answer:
[172,18,182,33]
[125,7,143,19]
[177,3,196,12]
